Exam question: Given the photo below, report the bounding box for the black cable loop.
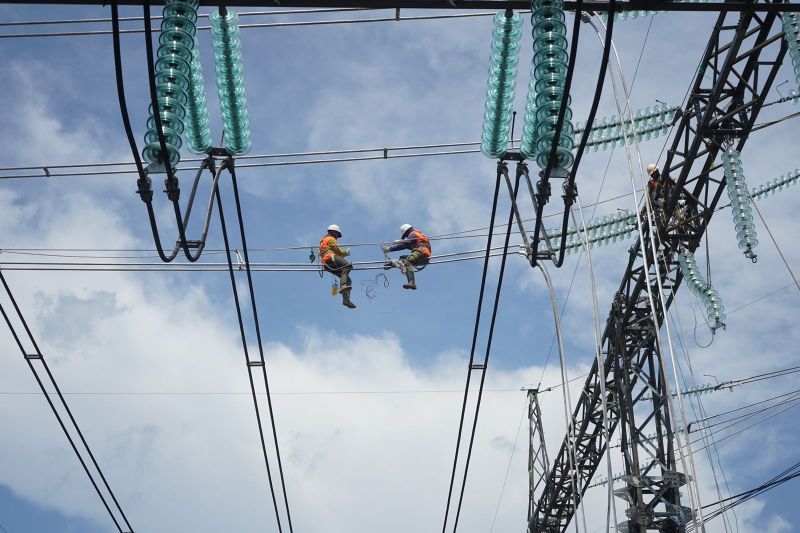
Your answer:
[111,2,217,263]
[0,271,133,533]
[451,168,520,533]
[214,165,286,533]
[549,0,617,266]
[529,0,583,267]
[530,0,615,267]
[441,162,503,533]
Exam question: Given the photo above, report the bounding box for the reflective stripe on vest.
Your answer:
[319,235,336,263]
[410,230,431,257]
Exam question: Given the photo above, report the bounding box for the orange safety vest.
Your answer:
[410,229,431,257]
[319,235,337,264]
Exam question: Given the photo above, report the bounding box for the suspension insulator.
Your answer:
[599,8,662,22]
[210,9,252,156]
[575,104,677,152]
[722,148,758,261]
[142,0,199,169]
[519,71,538,160]
[599,0,710,22]
[751,168,800,200]
[480,10,523,158]
[184,39,213,154]
[531,0,574,170]
[541,210,636,254]
[783,13,800,90]
[677,248,726,329]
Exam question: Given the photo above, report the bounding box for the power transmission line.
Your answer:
[3,101,795,181]
[0,10,501,39]
[0,7,373,27]
[0,271,133,532]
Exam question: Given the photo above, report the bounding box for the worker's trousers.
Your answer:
[324,256,352,289]
[400,250,429,283]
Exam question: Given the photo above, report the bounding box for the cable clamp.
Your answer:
[136,176,153,203]
[470,363,486,370]
[163,176,181,202]
[42,167,51,177]
[24,353,42,360]
[247,361,264,367]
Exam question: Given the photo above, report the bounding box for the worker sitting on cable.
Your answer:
[320,224,356,309]
[382,224,431,290]
[647,163,675,206]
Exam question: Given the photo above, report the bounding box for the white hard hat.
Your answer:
[400,224,413,237]
[328,224,341,235]
[646,163,658,176]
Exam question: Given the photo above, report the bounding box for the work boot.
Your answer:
[403,269,416,290]
[341,290,356,309]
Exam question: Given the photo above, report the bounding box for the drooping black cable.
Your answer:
[451,168,520,533]
[0,271,133,533]
[529,0,583,267]
[549,0,616,267]
[110,2,212,264]
[142,1,202,263]
[213,171,286,533]
[226,160,295,533]
[440,164,503,533]
[694,462,800,527]
[528,0,615,268]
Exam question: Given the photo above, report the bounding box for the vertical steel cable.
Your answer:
[0,271,133,533]
[226,160,294,532]
[214,171,286,533]
[441,165,503,533]
[450,170,520,533]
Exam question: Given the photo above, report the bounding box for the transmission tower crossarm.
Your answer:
[2,0,800,11]
[530,3,787,532]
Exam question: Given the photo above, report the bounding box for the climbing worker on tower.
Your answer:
[647,163,675,207]
[320,224,356,309]
[382,224,431,290]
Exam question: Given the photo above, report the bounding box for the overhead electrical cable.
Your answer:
[488,398,529,533]
[0,271,133,533]
[691,462,800,528]
[528,0,586,269]
[533,8,651,391]
[596,12,704,527]
[573,193,618,533]
[667,305,739,532]
[0,7,373,27]
[224,160,295,531]
[451,169,519,533]
[214,162,290,533]
[538,261,587,533]
[683,394,800,455]
[0,10,508,39]
[441,166,503,533]
[111,1,216,263]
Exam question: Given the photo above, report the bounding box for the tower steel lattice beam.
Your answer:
[529,3,787,532]
[527,389,552,525]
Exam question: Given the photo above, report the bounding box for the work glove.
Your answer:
[382,245,390,253]
[343,248,350,256]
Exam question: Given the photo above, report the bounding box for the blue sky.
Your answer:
[0,4,799,533]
